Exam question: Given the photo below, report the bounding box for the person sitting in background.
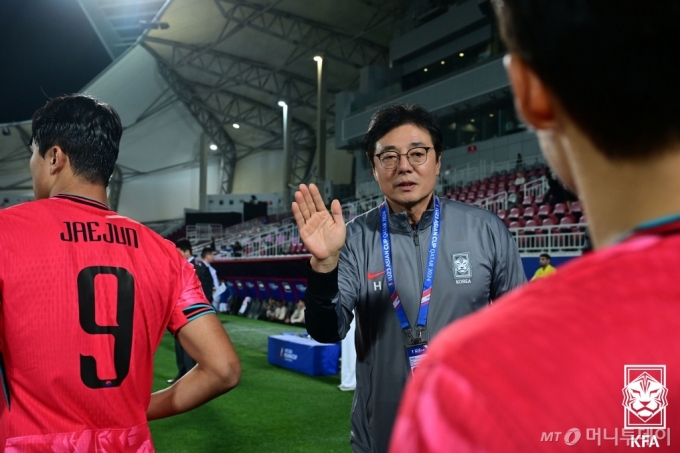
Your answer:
[274,300,287,322]
[514,171,526,186]
[265,298,277,321]
[290,300,306,326]
[531,253,556,280]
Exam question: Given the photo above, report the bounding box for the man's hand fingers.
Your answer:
[301,184,317,215]
[293,190,310,221]
[292,201,306,228]
[330,199,344,226]
[308,183,328,214]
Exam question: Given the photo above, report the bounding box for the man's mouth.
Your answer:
[397,181,416,188]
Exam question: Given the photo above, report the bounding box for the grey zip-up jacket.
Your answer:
[306,197,526,453]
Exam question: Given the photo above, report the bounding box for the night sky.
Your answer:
[0,0,112,123]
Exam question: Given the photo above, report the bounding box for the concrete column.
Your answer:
[282,103,292,207]
[199,133,208,211]
[315,56,327,182]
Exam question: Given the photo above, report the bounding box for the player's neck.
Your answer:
[573,140,680,249]
[386,193,434,227]
[50,179,109,207]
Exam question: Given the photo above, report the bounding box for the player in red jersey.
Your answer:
[391,1,680,452]
[0,95,241,451]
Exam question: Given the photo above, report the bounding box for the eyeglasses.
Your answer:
[375,147,432,170]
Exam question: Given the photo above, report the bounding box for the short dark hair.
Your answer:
[30,94,122,186]
[493,0,680,160]
[201,247,215,258]
[539,253,551,260]
[175,238,193,252]
[364,104,443,167]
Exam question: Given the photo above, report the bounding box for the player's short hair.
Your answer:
[30,94,122,187]
[201,246,215,258]
[175,238,193,253]
[539,253,551,261]
[364,104,443,168]
[492,0,680,160]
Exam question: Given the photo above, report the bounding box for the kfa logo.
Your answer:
[622,365,668,430]
[452,253,471,284]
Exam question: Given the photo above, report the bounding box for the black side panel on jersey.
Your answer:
[0,351,10,409]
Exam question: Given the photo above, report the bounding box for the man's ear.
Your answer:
[504,53,557,131]
[48,146,69,175]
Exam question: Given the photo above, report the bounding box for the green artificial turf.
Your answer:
[149,314,354,452]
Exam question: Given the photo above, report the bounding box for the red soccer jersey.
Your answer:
[391,220,680,452]
[0,194,214,451]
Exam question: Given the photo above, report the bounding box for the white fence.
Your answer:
[473,191,508,213]
[509,224,587,254]
[522,176,549,200]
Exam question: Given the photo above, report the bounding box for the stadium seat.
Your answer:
[508,207,521,221]
[570,201,583,217]
[553,203,567,219]
[523,205,537,219]
[486,189,495,198]
[497,209,507,220]
[537,204,552,219]
[535,193,545,205]
[560,215,577,232]
[523,195,534,207]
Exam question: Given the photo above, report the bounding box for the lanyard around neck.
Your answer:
[380,197,441,339]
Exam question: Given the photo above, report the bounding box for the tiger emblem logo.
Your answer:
[622,371,668,424]
[452,253,471,279]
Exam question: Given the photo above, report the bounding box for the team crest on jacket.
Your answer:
[452,253,471,283]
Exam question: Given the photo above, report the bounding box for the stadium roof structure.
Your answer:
[0,0,406,205]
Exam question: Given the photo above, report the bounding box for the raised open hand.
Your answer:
[292,183,346,272]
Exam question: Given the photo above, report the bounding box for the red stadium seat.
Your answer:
[553,203,567,218]
[535,193,545,205]
[559,215,577,232]
[523,205,537,219]
[570,201,583,217]
[523,195,534,207]
[497,209,507,220]
[537,204,552,219]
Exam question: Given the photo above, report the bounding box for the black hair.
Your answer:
[201,247,215,258]
[364,104,443,167]
[539,253,551,260]
[30,94,122,186]
[493,0,680,160]
[175,238,193,253]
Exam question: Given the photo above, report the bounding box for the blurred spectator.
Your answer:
[514,171,526,186]
[232,241,243,257]
[237,296,251,316]
[339,314,356,392]
[515,153,523,170]
[265,298,278,321]
[531,253,557,280]
[290,300,306,326]
[545,171,578,208]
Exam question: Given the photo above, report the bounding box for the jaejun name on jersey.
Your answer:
[59,221,139,248]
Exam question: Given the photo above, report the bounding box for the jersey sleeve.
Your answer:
[167,258,216,335]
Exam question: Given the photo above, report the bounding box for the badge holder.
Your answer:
[404,328,428,375]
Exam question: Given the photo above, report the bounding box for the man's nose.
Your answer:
[396,153,413,171]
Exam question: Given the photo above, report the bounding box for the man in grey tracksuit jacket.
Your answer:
[305,198,525,452]
[293,104,526,453]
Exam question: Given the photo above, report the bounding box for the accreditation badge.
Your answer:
[405,342,428,375]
